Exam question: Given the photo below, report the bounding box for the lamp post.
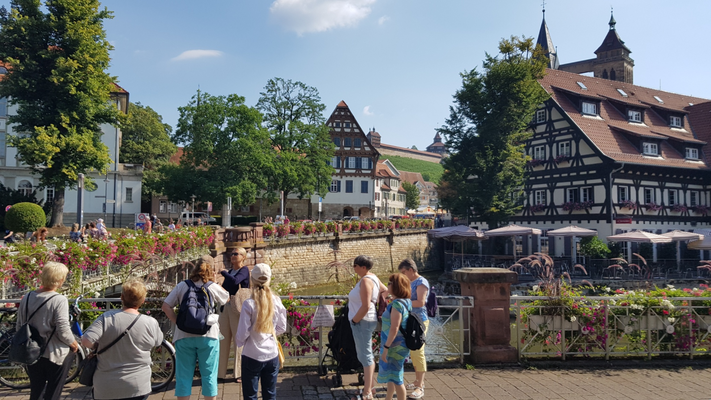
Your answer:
[190,194,196,216]
[103,175,110,221]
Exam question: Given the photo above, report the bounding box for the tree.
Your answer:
[0,0,122,226]
[119,102,176,200]
[411,145,418,150]
[579,236,611,259]
[256,78,334,210]
[165,91,273,208]
[5,202,45,232]
[438,36,549,228]
[402,181,421,210]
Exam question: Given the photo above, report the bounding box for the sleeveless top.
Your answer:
[348,274,381,321]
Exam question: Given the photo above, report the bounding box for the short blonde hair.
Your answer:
[41,262,69,289]
[121,278,147,308]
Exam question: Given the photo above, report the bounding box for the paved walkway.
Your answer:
[2,366,711,400]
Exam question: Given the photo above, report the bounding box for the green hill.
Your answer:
[382,155,444,184]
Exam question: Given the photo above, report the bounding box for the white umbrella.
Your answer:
[688,230,711,250]
[427,225,486,241]
[485,224,542,259]
[607,230,672,263]
[547,226,598,265]
[661,230,704,268]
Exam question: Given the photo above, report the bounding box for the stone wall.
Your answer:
[210,226,436,288]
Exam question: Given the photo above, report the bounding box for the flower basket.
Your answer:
[554,155,570,164]
[691,205,710,216]
[562,201,593,212]
[528,315,579,332]
[527,159,544,168]
[530,204,546,213]
[617,315,667,332]
[645,202,662,212]
[671,204,688,213]
[620,200,637,210]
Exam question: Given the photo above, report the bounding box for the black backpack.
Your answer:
[426,286,438,318]
[176,280,215,335]
[9,292,58,365]
[396,299,426,351]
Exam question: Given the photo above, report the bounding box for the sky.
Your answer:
[6,0,711,150]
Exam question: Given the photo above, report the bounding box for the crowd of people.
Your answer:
[14,251,432,400]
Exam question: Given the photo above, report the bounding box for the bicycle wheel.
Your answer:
[0,332,31,389]
[64,349,84,383]
[151,340,175,392]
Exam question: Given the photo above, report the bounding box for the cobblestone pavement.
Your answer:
[2,366,711,400]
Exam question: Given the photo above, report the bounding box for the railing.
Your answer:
[512,296,711,361]
[0,295,473,367]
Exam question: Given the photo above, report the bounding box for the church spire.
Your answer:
[536,4,559,69]
[609,9,616,30]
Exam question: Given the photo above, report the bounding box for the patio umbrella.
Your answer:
[660,230,704,268]
[607,230,672,263]
[547,226,598,265]
[688,230,711,250]
[484,224,542,259]
[427,225,486,241]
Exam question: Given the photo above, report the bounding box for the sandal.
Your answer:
[408,387,425,399]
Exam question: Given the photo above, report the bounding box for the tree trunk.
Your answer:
[50,189,65,227]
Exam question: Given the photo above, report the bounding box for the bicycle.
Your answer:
[0,306,27,388]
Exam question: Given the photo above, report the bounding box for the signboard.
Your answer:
[318,197,322,213]
[311,305,335,328]
[615,217,633,224]
[135,213,150,230]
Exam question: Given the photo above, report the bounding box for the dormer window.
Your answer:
[686,147,699,160]
[535,109,546,124]
[628,110,642,123]
[582,101,597,115]
[642,142,658,156]
[670,116,682,128]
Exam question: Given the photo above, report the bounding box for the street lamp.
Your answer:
[103,175,110,221]
[190,194,196,217]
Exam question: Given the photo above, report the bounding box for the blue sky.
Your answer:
[10,0,711,150]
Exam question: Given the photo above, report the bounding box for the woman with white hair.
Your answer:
[16,262,79,400]
[235,263,287,400]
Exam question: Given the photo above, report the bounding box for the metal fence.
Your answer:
[512,296,711,361]
[0,295,473,367]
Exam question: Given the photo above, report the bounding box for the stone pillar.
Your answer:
[453,267,518,364]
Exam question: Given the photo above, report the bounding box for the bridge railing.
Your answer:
[0,295,473,367]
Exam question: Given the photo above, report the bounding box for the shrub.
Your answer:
[5,202,46,233]
[579,236,611,259]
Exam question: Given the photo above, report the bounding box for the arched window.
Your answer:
[602,69,608,79]
[610,69,616,81]
[17,180,33,197]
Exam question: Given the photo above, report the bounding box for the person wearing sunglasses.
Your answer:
[218,247,250,383]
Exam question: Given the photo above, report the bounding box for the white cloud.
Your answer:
[363,105,374,116]
[378,15,389,25]
[171,50,224,61]
[270,0,376,35]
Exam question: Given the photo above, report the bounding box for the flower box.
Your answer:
[617,315,667,332]
[528,315,579,331]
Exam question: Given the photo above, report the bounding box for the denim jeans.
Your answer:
[241,355,279,400]
[351,319,377,367]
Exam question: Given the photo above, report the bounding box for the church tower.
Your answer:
[536,8,559,69]
[591,12,634,83]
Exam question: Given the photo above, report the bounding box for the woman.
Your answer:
[168,220,176,232]
[69,223,81,242]
[235,263,286,400]
[397,259,430,399]
[88,222,99,239]
[162,261,229,400]
[377,273,411,400]
[348,255,386,400]
[16,262,79,400]
[31,227,48,243]
[217,247,250,382]
[82,279,163,400]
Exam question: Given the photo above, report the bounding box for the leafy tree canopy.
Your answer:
[438,36,549,228]
[402,181,421,210]
[256,78,334,204]
[0,0,121,226]
[165,91,273,208]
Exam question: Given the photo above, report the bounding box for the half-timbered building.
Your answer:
[508,69,711,257]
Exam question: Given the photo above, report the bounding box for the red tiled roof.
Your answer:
[337,100,348,108]
[398,170,425,186]
[687,102,711,166]
[169,147,184,164]
[539,69,710,170]
[112,82,128,94]
[376,161,397,178]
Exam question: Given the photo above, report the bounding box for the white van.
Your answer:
[179,212,216,225]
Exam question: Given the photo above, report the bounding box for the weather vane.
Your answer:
[542,0,546,12]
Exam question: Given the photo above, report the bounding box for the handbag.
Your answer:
[79,314,141,386]
[230,269,251,313]
[272,332,285,369]
[9,292,58,365]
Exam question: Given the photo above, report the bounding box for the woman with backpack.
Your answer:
[348,255,386,400]
[234,263,287,399]
[17,262,79,400]
[162,261,229,400]
[217,247,250,383]
[377,273,412,400]
[397,259,430,399]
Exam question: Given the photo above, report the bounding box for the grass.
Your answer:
[382,154,444,184]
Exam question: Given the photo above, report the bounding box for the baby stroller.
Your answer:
[318,304,365,387]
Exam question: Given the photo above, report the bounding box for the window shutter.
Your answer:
[337,181,341,192]
[336,157,341,168]
[369,158,373,169]
[356,157,362,169]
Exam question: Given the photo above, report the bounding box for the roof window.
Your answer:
[576,81,588,90]
[653,96,664,104]
[617,89,628,97]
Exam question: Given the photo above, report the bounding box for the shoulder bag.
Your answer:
[231,268,251,313]
[79,314,142,386]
